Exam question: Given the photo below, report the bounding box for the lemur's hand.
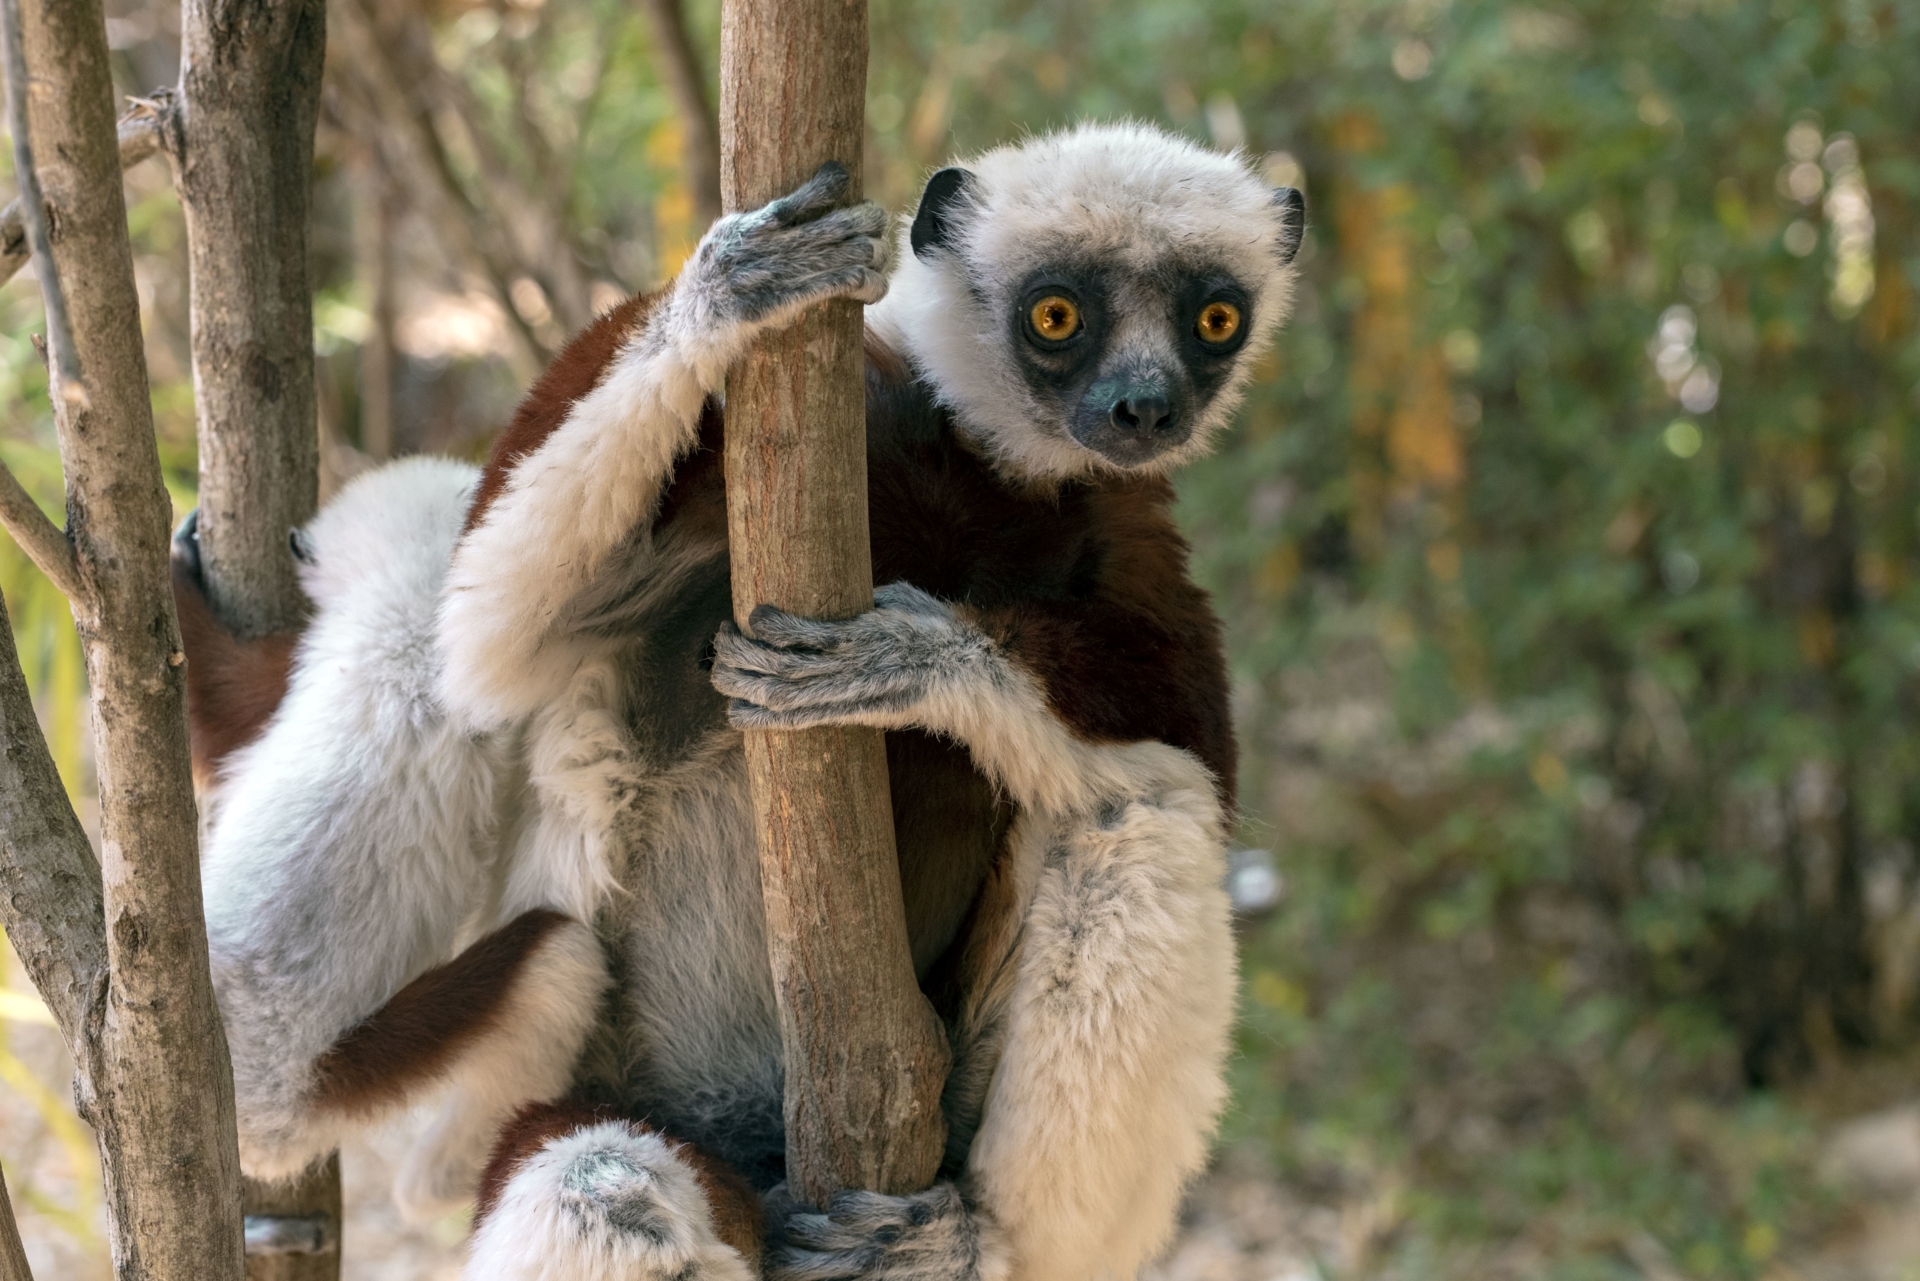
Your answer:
[683,161,891,335]
[764,1183,1006,1281]
[710,582,988,731]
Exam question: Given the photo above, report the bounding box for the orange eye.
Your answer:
[1197,301,1242,344]
[1029,296,1081,341]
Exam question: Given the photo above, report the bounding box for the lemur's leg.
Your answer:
[195,460,611,1184]
[438,162,892,732]
[712,586,1237,1280]
[462,1103,762,1281]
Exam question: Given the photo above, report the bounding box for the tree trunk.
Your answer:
[173,0,326,638]
[3,0,247,1275]
[718,0,948,1208]
[172,1,337,1273]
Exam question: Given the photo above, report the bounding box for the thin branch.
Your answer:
[0,582,107,1064]
[0,99,171,607]
[0,104,165,288]
[0,0,84,410]
[0,456,81,601]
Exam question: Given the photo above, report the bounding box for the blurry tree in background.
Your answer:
[5,0,1920,1276]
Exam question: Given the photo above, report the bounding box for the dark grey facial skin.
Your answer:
[1004,264,1255,470]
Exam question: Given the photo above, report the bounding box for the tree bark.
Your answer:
[241,1154,340,1281]
[173,0,326,638]
[0,105,165,287]
[172,1,338,1273]
[0,1164,33,1281]
[719,0,948,1208]
[3,0,247,1276]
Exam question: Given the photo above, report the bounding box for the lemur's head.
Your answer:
[870,122,1304,481]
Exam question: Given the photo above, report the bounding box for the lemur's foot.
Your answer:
[710,583,987,730]
[688,161,893,330]
[465,1122,753,1281]
[765,1184,1009,1281]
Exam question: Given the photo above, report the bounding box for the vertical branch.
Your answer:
[0,585,105,1061]
[720,0,948,1207]
[173,2,338,1275]
[0,0,84,412]
[6,0,246,1275]
[173,0,326,639]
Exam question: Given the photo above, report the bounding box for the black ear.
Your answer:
[911,167,976,259]
[1272,186,1306,265]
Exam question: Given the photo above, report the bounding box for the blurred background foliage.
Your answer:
[5,0,1920,1276]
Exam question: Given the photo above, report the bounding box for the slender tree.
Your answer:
[170,0,334,1275]
[0,0,246,1274]
[719,0,948,1207]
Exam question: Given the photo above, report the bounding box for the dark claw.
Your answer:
[289,526,316,565]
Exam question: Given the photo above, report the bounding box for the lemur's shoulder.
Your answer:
[466,291,663,531]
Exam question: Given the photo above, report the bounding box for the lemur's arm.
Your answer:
[438,162,891,731]
[712,581,1238,1281]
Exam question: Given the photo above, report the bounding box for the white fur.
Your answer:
[201,458,525,1178]
[967,787,1235,1280]
[463,1123,755,1281]
[869,121,1297,482]
[817,645,1240,1279]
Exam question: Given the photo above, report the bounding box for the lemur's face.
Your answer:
[869,124,1304,482]
[1007,259,1256,469]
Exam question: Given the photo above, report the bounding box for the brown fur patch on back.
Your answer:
[172,556,298,786]
[312,909,572,1117]
[464,291,662,532]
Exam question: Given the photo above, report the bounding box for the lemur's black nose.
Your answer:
[1111,395,1173,435]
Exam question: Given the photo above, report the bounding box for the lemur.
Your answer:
[173,123,1304,1281]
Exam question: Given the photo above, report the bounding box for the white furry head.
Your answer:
[291,457,479,610]
[868,122,1303,482]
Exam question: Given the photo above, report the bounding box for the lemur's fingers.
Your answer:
[736,606,850,651]
[712,651,926,715]
[740,581,951,651]
[766,160,854,228]
[724,690,919,732]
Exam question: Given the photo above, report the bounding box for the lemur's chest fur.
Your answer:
[564,348,1219,1186]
